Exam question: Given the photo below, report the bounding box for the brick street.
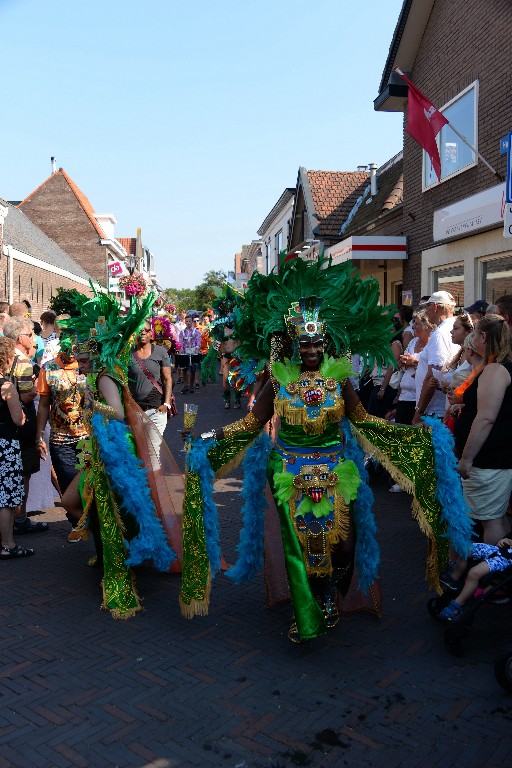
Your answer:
[1,378,512,768]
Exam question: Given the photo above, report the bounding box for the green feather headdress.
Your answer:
[59,283,156,378]
[234,255,395,370]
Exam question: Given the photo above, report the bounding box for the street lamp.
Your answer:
[128,253,136,275]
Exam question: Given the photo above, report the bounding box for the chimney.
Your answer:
[369,163,378,196]
[357,165,368,172]
[51,157,57,174]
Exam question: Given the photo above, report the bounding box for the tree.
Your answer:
[195,269,227,310]
[48,287,87,316]
[160,287,199,311]
[161,269,227,312]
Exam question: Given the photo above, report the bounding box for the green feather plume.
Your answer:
[271,360,301,387]
[234,255,395,371]
[333,459,361,503]
[59,282,156,377]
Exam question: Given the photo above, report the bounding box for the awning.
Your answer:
[326,235,407,263]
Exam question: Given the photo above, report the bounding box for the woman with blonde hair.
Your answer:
[454,314,512,543]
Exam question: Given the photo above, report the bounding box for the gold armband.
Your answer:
[348,402,387,425]
[94,402,119,421]
[223,411,262,439]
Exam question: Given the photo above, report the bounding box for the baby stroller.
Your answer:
[494,646,512,693]
[427,562,512,657]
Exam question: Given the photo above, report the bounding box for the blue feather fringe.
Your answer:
[91,413,176,571]
[187,437,221,577]
[341,418,380,593]
[422,416,474,558]
[225,432,272,584]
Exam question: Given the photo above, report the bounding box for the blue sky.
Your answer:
[0,0,404,289]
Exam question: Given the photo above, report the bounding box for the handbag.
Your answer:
[133,351,177,419]
[8,356,37,439]
[389,368,404,390]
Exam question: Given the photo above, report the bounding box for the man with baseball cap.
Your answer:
[412,290,459,425]
[464,299,488,324]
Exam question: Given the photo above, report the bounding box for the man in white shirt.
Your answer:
[412,290,460,424]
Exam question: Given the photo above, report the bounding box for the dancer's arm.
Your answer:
[96,374,125,421]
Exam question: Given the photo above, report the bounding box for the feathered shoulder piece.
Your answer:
[59,282,156,379]
[209,283,245,342]
[235,255,395,370]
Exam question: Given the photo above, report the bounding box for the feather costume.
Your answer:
[180,256,472,642]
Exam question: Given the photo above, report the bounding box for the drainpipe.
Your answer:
[7,244,13,304]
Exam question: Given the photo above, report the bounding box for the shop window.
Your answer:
[423,82,478,190]
[482,255,512,303]
[432,263,464,307]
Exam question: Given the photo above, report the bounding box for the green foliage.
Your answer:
[48,287,88,316]
[161,269,227,312]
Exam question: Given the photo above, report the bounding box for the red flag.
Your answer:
[397,70,449,180]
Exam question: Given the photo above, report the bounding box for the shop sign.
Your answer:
[504,203,512,239]
[433,183,505,241]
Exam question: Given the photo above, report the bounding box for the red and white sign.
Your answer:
[109,260,124,276]
[326,236,408,263]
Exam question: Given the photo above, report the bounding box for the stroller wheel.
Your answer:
[427,597,442,618]
[444,624,467,657]
[494,648,512,693]
[427,593,452,621]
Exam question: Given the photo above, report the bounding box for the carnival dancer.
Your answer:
[59,290,183,618]
[201,285,243,408]
[179,256,473,643]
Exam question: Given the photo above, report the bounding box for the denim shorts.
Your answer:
[50,441,80,495]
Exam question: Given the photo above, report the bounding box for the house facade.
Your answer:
[257,188,294,274]
[375,0,512,307]
[18,168,128,289]
[326,153,406,306]
[288,168,370,257]
[0,199,94,317]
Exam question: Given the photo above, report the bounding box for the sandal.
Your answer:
[287,617,306,644]
[0,545,35,559]
[13,518,49,534]
[439,599,463,621]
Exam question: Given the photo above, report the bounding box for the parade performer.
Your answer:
[200,285,244,407]
[60,289,183,618]
[179,256,473,643]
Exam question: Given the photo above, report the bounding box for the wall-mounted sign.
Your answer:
[433,183,505,241]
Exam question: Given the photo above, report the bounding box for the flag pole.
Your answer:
[394,67,503,182]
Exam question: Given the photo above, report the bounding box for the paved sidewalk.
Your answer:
[1,380,512,767]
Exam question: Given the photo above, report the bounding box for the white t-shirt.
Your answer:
[399,337,421,402]
[421,316,460,415]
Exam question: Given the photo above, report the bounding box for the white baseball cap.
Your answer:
[426,290,456,306]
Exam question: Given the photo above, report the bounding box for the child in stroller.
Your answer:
[440,535,512,621]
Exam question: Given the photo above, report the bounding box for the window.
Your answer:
[265,241,272,274]
[423,81,478,190]
[482,255,512,303]
[432,263,464,307]
[275,230,283,263]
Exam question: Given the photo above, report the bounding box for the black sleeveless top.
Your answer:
[0,377,18,440]
[454,361,512,468]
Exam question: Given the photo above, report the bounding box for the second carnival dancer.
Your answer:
[179,256,473,643]
[60,289,183,618]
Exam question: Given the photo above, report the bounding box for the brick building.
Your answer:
[375,0,512,307]
[18,168,127,289]
[0,199,94,318]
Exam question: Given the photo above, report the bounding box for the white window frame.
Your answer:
[431,261,465,306]
[422,80,479,192]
